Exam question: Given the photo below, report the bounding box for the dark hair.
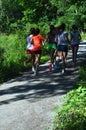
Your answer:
[30,28,35,34]
[35,28,40,35]
[50,25,55,30]
[72,24,78,30]
[60,23,66,31]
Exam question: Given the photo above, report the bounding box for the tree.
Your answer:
[0,0,86,33]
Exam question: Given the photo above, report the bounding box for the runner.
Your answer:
[46,25,57,71]
[31,28,44,76]
[70,24,81,67]
[55,23,69,74]
[24,28,35,71]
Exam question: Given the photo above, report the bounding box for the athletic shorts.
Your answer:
[57,45,68,52]
[71,44,79,48]
[26,50,34,54]
[34,50,42,54]
[46,43,56,50]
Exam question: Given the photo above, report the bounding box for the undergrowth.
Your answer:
[53,61,86,130]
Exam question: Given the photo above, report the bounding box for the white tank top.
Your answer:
[26,34,33,50]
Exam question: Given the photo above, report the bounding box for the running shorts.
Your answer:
[26,50,34,54]
[57,45,68,52]
[46,43,56,50]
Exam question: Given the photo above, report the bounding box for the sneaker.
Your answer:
[49,63,53,71]
[61,69,65,74]
[31,71,38,77]
[32,66,35,72]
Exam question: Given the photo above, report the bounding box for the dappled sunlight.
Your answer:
[0,42,86,105]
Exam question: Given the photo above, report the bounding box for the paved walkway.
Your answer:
[0,41,86,130]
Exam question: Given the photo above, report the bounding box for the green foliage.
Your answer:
[0,29,49,83]
[3,33,25,67]
[40,55,49,64]
[0,0,23,33]
[78,60,86,89]
[53,87,86,130]
[81,33,86,40]
[53,63,86,130]
[1,0,86,33]
[0,31,26,83]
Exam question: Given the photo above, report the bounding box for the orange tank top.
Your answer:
[32,34,44,51]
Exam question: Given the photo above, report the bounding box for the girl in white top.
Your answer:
[26,34,33,50]
[70,24,81,66]
[24,28,35,67]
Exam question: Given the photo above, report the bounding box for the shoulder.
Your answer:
[27,34,32,39]
[64,31,68,34]
[31,35,35,40]
[63,31,68,37]
[38,34,44,39]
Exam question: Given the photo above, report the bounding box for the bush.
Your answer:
[81,33,86,41]
[79,61,86,82]
[53,62,86,130]
[53,86,86,130]
[0,29,49,83]
[0,32,26,83]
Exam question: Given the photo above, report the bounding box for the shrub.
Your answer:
[79,61,86,83]
[53,86,86,130]
[0,32,26,83]
[81,33,86,41]
[53,62,86,130]
[0,29,49,83]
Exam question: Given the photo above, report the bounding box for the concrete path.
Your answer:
[0,41,86,130]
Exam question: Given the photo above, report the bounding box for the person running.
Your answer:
[53,26,60,71]
[31,28,44,76]
[46,25,57,71]
[70,24,81,67]
[24,28,35,71]
[55,23,69,74]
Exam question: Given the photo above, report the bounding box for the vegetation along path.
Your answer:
[0,41,86,130]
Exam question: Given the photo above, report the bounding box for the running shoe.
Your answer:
[31,71,38,77]
[61,69,65,74]
[49,63,53,71]
[32,66,35,72]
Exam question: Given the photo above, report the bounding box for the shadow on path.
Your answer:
[0,42,86,105]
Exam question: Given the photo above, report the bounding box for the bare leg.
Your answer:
[72,45,79,67]
[34,54,41,75]
[63,51,67,71]
[58,51,63,62]
[24,54,33,66]
[74,45,79,65]
[53,49,57,63]
[50,50,55,64]
[32,55,35,72]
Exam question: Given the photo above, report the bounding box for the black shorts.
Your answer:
[34,50,42,54]
[57,45,68,52]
